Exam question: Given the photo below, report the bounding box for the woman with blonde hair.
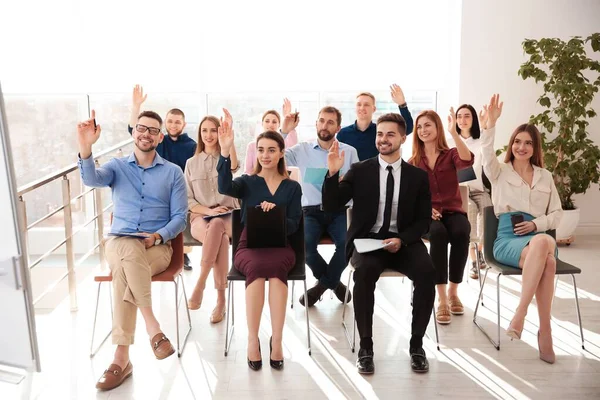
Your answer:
[409,109,474,325]
[481,94,561,364]
[185,110,239,324]
[244,98,299,174]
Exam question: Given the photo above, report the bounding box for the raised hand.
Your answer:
[281,111,300,134]
[327,140,345,176]
[282,98,292,117]
[132,84,147,107]
[390,84,406,105]
[222,108,233,127]
[486,94,503,128]
[77,109,101,158]
[479,105,489,130]
[447,107,458,136]
[218,118,234,157]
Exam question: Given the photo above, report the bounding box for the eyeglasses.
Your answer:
[135,124,161,136]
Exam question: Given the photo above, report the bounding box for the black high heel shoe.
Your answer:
[269,336,284,370]
[247,339,262,371]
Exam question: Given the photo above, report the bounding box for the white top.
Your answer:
[371,155,402,234]
[447,134,484,192]
[481,127,562,232]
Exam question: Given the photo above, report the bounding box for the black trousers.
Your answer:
[351,241,435,349]
[428,212,471,285]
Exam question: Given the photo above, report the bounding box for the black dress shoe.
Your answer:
[299,282,327,307]
[409,347,429,373]
[356,348,375,374]
[333,282,352,304]
[247,340,262,371]
[183,254,192,271]
[269,337,284,370]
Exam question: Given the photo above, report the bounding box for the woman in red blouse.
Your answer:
[409,110,474,325]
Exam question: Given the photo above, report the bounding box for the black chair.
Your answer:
[223,208,312,356]
[473,206,585,350]
[183,213,202,247]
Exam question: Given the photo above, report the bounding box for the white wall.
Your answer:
[459,0,600,235]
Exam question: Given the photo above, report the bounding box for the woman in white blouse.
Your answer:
[481,94,562,364]
[448,104,493,279]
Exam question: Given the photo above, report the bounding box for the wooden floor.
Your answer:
[2,236,600,399]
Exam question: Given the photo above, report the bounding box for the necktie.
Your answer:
[379,165,394,235]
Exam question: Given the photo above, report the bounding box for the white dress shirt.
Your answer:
[447,135,485,192]
[370,155,402,234]
[481,127,562,232]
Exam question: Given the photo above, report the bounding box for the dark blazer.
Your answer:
[322,157,432,264]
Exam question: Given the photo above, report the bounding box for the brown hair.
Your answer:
[377,113,407,135]
[409,110,450,166]
[262,110,281,124]
[252,130,289,178]
[319,106,342,126]
[137,110,163,127]
[166,108,185,120]
[356,92,376,104]
[196,115,221,155]
[504,124,544,167]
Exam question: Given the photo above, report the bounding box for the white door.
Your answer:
[0,83,40,371]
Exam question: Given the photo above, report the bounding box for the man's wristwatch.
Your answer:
[154,234,162,246]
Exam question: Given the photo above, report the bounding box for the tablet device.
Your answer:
[246,205,287,248]
[457,166,477,183]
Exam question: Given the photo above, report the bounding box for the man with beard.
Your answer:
[322,113,435,374]
[337,85,414,161]
[284,106,359,307]
[128,85,197,269]
[77,110,187,391]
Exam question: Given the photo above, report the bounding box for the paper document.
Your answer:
[203,210,233,220]
[353,238,391,253]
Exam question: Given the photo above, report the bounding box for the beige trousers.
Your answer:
[105,237,173,345]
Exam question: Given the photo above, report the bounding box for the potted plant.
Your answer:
[518,33,600,242]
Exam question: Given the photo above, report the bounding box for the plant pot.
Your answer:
[556,208,580,240]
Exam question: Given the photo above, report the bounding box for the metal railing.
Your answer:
[17,139,133,310]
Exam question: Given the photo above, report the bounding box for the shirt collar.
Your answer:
[311,140,333,151]
[128,152,164,167]
[200,151,219,161]
[378,155,402,172]
[353,120,376,132]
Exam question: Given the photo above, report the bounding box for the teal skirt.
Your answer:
[493,212,558,268]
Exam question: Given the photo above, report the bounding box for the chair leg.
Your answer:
[571,274,585,349]
[291,280,295,309]
[341,270,355,352]
[90,282,112,358]
[432,306,440,351]
[224,281,235,356]
[473,268,501,350]
[301,279,312,356]
[175,275,192,357]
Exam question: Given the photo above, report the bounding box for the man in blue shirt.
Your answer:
[285,106,359,307]
[78,110,187,391]
[128,85,197,269]
[337,84,414,160]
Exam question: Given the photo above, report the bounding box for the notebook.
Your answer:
[457,166,477,183]
[246,205,287,248]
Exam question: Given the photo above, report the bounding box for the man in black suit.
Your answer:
[322,113,435,374]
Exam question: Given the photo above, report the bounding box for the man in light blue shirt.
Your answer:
[77,110,187,391]
[285,106,359,307]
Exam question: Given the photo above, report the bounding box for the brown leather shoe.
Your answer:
[150,333,175,360]
[96,362,133,391]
